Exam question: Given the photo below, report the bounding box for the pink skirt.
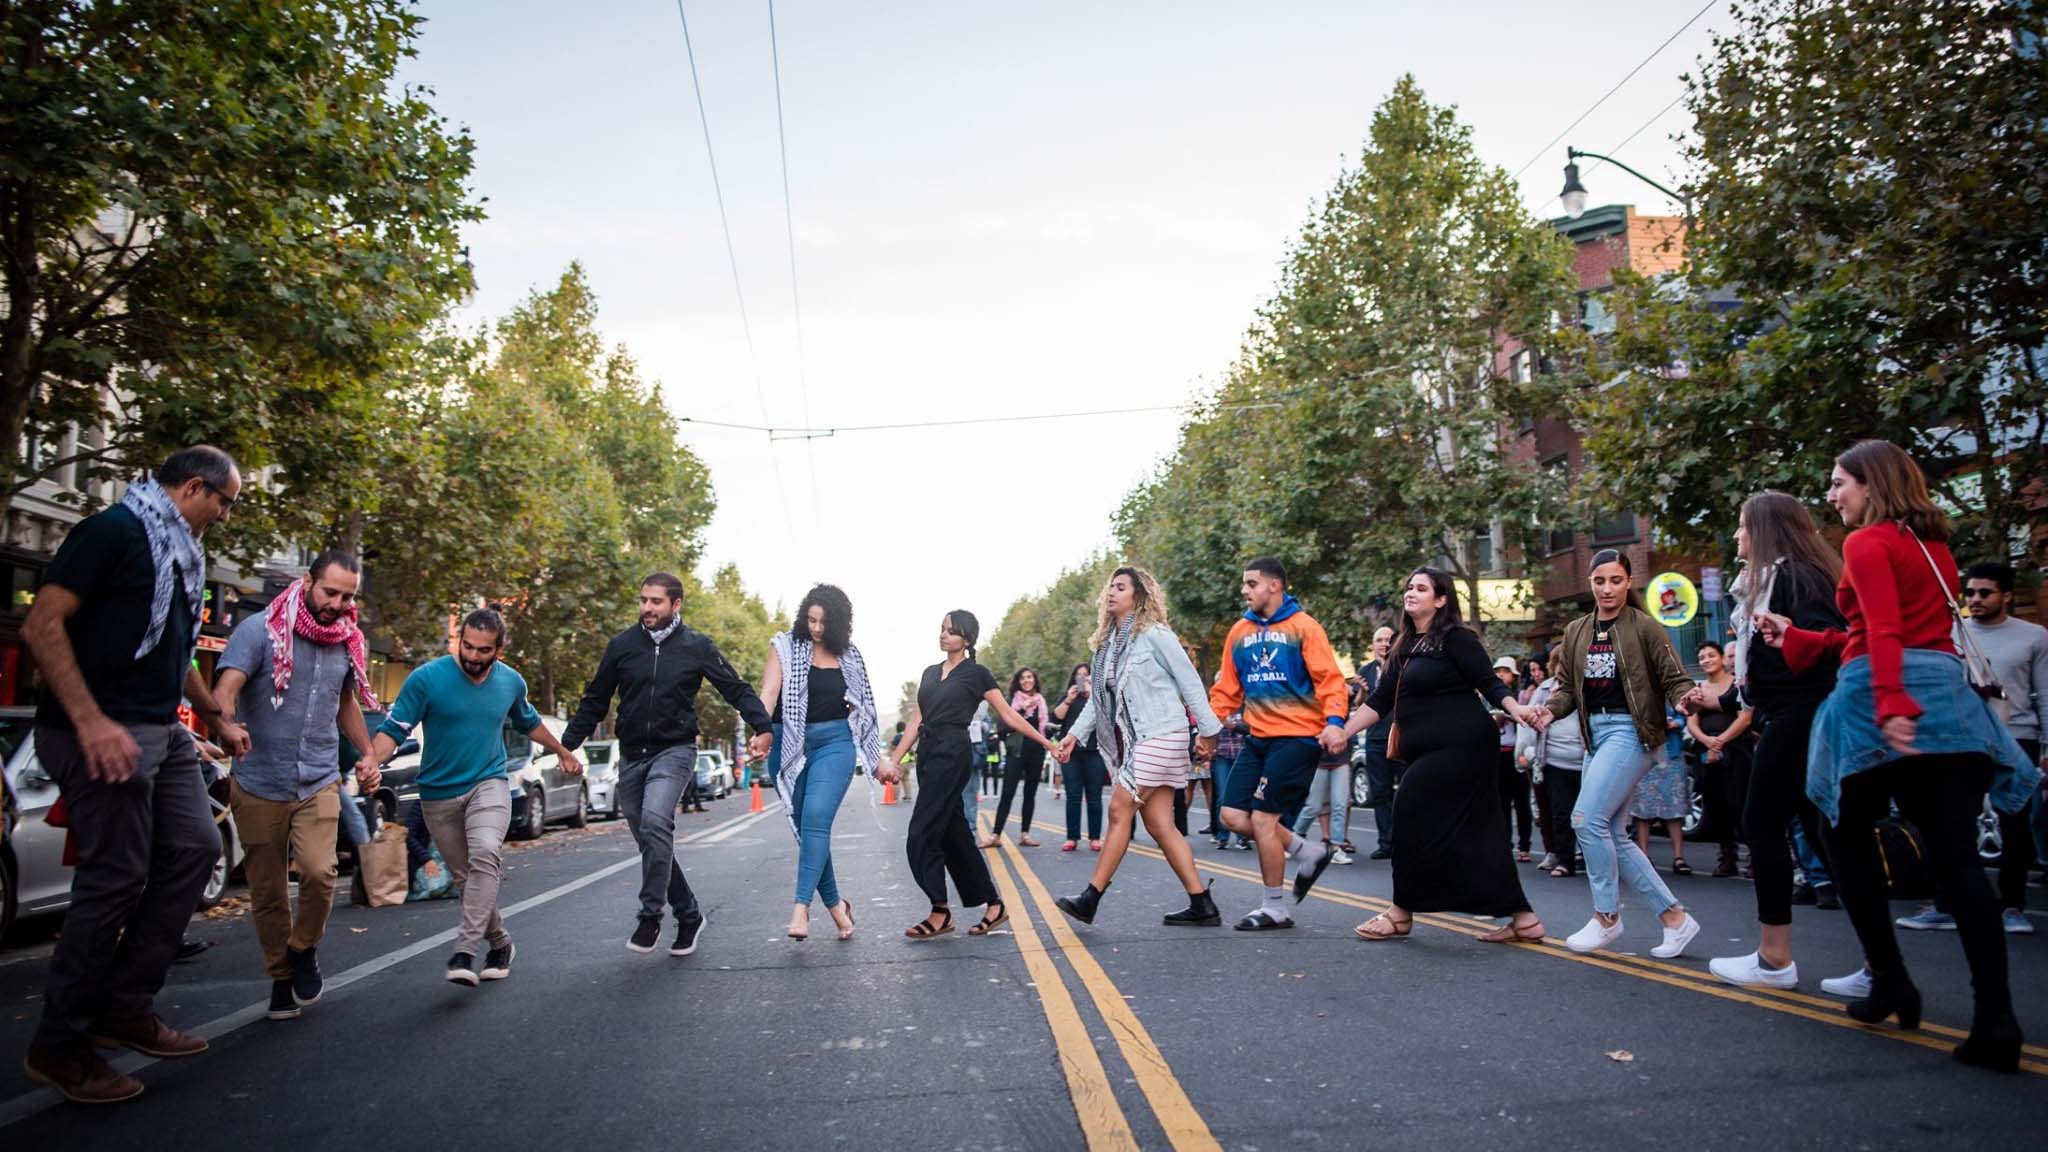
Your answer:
[1118,734,1190,793]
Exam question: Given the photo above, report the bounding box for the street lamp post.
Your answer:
[1559,147,1691,219]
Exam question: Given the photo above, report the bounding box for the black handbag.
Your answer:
[1873,817,1932,900]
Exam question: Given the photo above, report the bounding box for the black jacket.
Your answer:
[562,623,773,760]
[1745,560,1846,716]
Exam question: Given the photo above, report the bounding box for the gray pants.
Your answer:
[421,778,513,956]
[33,723,218,1055]
[618,745,699,924]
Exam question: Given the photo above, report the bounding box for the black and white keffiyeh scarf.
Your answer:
[1088,613,1139,781]
[120,478,206,660]
[772,632,886,834]
[643,614,683,646]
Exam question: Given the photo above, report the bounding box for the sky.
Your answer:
[401,0,1722,703]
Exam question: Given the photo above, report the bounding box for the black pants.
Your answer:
[1824,754,2011,1019]
[1365,746,1400,850]
[1545,768,1582,871]
[1497,748,1533,853]
[906,736,997,908]
[2002,739,2041,911]
[1700,738,1755,860]
[1063,747,1107,841]
[991,742,1045,835]
[1746,702,1827,926]
[1173,785,1189,837]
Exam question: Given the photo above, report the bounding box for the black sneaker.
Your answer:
[1370,846,1392,860]
[481,942,515,981]
[1814,884,1841,911]
[1790,882,1818,906]
[267,980,301,1021]
[445,953,479,986]
[173,937,211,964]
[671,913,705,956]
[1292,839,1336,903]
[628,919,661,954]
[287,945,323,1006]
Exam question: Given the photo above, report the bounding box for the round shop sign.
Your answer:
[1647,572,1699,628]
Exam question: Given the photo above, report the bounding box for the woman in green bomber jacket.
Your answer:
[1532,549,1706,960]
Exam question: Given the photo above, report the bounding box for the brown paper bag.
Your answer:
[355,821,411,908]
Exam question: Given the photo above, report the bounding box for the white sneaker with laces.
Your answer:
[2003,910,2034,935]
[1708,951,1798,989]
[1651,912,1701,959]
[1331,849,1355,865]
[1566,915,1625,954]
[1821,968,1873,998]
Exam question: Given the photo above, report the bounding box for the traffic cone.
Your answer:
[883,779,898,806]
[749,780,764,813]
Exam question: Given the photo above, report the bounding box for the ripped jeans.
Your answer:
[1573,714,1681,918]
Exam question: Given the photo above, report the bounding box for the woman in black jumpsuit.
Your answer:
[1337,569,1548,943]
[879,611,1065,939]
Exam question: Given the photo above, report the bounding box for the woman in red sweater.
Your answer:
[1758,440,2035,1073]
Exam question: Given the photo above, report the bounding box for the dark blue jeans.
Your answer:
[1063,746,1107,840]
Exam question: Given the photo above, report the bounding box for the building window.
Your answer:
[1470,529,1496,576]
[1544,457,1574,555]
[1592,510,1639,543]
[1510,349,1533,384]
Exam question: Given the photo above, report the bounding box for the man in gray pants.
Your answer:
[563,572,773,956]
[20,447,250,1105]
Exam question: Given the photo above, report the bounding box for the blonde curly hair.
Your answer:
[1090,565,1170,648]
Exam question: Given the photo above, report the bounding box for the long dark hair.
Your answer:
[1066,661,1090,694]
[792,583,853,655]
[1739,491,1842,613]
[1393,567,1468,658]
[945,609,981,661]
[1008,667,1040,696]
[1588,547,1647,612]
[1836,439,1951,542]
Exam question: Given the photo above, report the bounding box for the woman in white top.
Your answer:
[1052,566,1224,927]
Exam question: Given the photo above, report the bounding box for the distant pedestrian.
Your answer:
[1629,706,1692,872]
[20,446,248,1105]
[212,550,379,1022]
[1493,657,1535,862]
[1051,663,1107,850]
[1052,567,1223,927]
[368,608,583,986]
[1356,626,1399,860]
[1684,641,1753,879]
[983,667,1050,847]
[757,584,886,942]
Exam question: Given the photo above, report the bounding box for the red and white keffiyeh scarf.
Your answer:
[265,579,378,712]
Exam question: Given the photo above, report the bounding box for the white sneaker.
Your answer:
[1708,951,1798,989]
[1566,916,1625,954]
[2003,910,2034,935]
[1821,968,1873,998]
[1651,913,1701,959]
[1331,849,1355,865]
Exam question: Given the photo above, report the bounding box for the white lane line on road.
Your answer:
[0,803,781,1129]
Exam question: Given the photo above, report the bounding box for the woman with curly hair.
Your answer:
[757,585,886,942]
[1053,566,1225,928]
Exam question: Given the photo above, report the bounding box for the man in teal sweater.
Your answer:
[367,607,581,986]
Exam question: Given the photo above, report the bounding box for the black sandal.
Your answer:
[968,901,1009,936]
[1672,858,1694,875]
[904,908,954,940]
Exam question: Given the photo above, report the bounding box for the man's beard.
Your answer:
[311,604,347,626]
[459,655,496,678]
[642,611,676,632]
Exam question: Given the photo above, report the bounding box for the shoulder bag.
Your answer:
[1905,529,2008,721]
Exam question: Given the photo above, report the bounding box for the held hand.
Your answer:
[1526,706,1553,733]
[876,763,902,785]
[214,720,252,759]
[747,731,774,763]
[1881,715,1919,757]
[356,762,383,794]
[1318,724,1348,756]
[1194,734,1216,763]
[557,749,584,776]
[80,716,142,783]
[1753,612,1792,649]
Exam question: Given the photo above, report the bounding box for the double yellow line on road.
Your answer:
[1131,842,2048,1076]
[978,816,1222,1152]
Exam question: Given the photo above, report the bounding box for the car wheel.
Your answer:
[517,786,545,840]
[1,850,17,944]
[198,823,234,910]
[568,786,589,829]
[1978,797,2004,865]
[1351,770,1372,809]
[1681,791,1705,839]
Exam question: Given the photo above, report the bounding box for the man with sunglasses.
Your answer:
[20,446,249,1105]
[1962,564,2047,934]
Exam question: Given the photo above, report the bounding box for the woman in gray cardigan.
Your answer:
[1053,566,1224,927]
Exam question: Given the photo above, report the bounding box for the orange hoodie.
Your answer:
[1208,596,1350,739]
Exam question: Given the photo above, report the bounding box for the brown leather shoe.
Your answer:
[88,1014,208,1059]
[22,1048,145,1105]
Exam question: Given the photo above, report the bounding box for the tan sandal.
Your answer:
[968,901,1009,936]
[1354,911,1412,941]
[1478,917,1546,944]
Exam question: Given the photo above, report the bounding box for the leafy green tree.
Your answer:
[982,555,1119,692]
[1577,0,2048,563]
[685,564,782,746]
[0,0,480,565]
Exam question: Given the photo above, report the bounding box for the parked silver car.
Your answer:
[508,717,590,840]
[693,749,731,802]
[583,741,620,820]
[1,708,239,943]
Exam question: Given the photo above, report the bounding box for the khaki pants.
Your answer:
[230,780,340,980]
[421,778,512,956]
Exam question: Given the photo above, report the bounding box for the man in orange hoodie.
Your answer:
[1210,557,1353,929]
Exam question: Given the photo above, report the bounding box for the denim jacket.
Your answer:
[1073,625,1222,748]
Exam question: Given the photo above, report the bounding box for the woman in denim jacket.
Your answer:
[1053,566,1223,927]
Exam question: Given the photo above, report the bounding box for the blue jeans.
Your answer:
[1063,746,1107,841]
[1211,753,1249,846]
[617,745,699,924]
[1291,763,1353,844]
[789,720,857,907]
[1790,817,1832,888]
[1573,715,1680,917]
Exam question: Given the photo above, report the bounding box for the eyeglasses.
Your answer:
[1963,588,1999,599]
[204,481,238,510]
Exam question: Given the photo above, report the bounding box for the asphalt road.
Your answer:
[2,781,2045,1150]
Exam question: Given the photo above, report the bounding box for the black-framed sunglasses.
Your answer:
[203,480,238,509]
[1963,588,1999,599]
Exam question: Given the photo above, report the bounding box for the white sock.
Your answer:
[1262,886,1289,917]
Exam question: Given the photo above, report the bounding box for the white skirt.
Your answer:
[1118,733,1190,794]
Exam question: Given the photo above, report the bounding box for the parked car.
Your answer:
[694,749,731,802]
[2,707,241,943]
[584,741,620,820]
[353,709,424,820]
[508,717,589,840]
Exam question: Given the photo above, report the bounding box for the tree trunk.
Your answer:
[0,17,42,522]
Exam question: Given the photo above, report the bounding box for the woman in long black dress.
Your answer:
[1334,569,1547,942]
[878,610,1064,940]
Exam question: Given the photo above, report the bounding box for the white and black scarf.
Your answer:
[120,478,207,660]
[644,614,683,646]
[772,632,886,834]
[1088,613,1139,777]
[1729,560,1778,689]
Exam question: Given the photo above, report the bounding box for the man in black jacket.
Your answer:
[563,572,774,956]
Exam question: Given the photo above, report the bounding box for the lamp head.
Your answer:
[1560,160,1589,220]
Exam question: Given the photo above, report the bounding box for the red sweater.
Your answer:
[1782,522,1956,722]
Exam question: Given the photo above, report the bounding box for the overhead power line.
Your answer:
[1509,0,1719,183]
[765,0,824,522]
